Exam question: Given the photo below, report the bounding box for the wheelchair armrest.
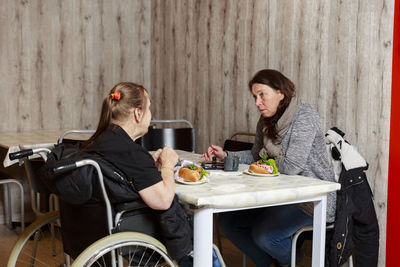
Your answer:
[115,199,148,213]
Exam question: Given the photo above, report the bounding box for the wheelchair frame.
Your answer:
[7,131,176,267]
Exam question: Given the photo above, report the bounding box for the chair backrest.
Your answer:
[50,150,162,259]
[139,120,195,152]
[223,132,255,151]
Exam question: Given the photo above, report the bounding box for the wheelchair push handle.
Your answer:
[52,159,93,175]
[9,149,33,160]
[9,147,52,161]
[52,163,77,175]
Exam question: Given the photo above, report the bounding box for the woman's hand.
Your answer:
[159,146,179,169]
[152,148,163,168]
[140,146,178,210]
[200,144,227,162]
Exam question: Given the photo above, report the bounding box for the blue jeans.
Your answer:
[218,205,313,267]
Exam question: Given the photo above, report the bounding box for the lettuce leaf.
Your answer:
[200,169,209,178]
[187,164,197,170]
[259,154,268,164]
[267,159,278,174]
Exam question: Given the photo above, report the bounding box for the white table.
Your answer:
[174,150,341,267]
[0,129,94,167]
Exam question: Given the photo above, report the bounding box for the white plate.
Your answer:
[174,160,210,185]
[175,177,207,185]
[243,170,280,177]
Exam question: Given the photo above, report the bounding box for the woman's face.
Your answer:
[251,83,285,118]
[142,94,152,128]
[137,93,152,135]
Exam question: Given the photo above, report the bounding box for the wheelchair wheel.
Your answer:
[7,211,66,267]
[72,232,176,267]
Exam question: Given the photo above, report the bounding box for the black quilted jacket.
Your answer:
[328,165,379,267]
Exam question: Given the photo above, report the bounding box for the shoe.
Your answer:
[178,253,193,267]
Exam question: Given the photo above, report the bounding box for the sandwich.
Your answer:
[249,154,278,174]
[178,164,208,182]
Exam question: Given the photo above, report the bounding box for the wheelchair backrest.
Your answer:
[39,142,139,205]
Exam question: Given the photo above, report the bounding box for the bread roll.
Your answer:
[249,160,273,174]
[178,168,200,182]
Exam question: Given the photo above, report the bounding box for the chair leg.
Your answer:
[213,244,227,267]
[31,229,41,266]
[214,215,223,256]
[65,254,71,267]
[242,253,247,267]
[51,223,57,256]
[49,193,57,256]
[291,230,302,267]
[6,184,12,229]
[1,179,25,231]
[349,254,353,267]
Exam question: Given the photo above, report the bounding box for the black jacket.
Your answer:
[328,166,379,266]
[326,128,379,267]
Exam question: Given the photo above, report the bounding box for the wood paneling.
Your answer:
[150,1,393,265]
[0,0,150,131]
[0,0,393,265]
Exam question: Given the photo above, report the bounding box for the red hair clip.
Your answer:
[111,91,121,100]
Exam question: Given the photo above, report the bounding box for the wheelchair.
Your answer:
[7,143,176,266]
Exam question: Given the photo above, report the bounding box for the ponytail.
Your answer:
[82,82,147,149]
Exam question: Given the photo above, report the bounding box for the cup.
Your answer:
[224,156,239,171]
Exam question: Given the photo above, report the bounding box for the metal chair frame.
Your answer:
[291,224,354,267]
[58,129,96,144]
[9,129,175,266]
[141,119,195,152]
[220,132,352,267]
[0,178,24,231]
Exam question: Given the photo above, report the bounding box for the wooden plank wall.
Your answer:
[0,0,150,226]
[150,1,393,266]
[0,0,151,132]
[0,0,393,265]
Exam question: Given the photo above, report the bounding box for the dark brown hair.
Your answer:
[248,69,296,141]
[83,82,148,148]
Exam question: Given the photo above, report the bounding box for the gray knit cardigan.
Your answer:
[228,103,337,223]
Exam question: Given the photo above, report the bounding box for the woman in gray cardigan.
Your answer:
[202,69,336,267]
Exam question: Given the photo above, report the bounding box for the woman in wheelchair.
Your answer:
[81,82,193,264]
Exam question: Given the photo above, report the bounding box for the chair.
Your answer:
[15,130,94,266]
[139,119,195,152]
[220,130,353,266]
[52,155,180,266]
[223,132,255,152]
[58,129,96,144]
[291,128,356,267]
[0,178,24,231]
[7,137,170,266]
[63,158,225,267]
[291,224,353,267]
